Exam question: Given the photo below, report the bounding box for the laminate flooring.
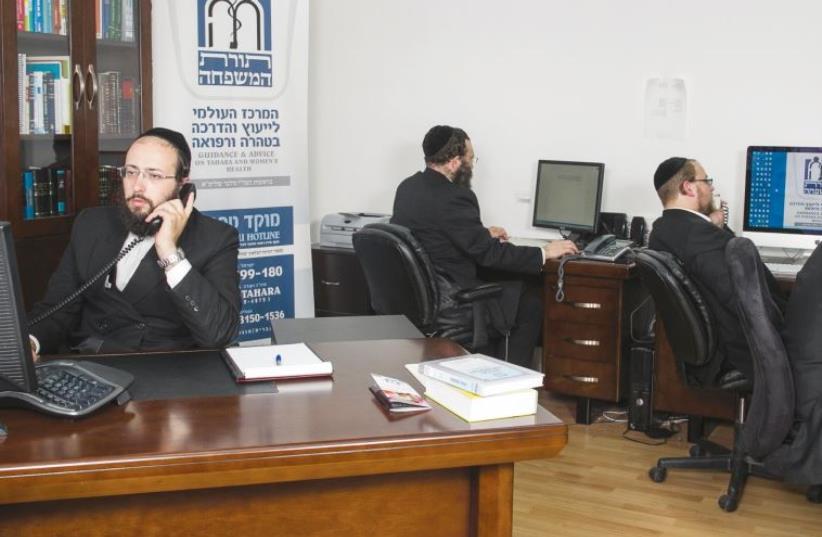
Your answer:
[514,392,821,536]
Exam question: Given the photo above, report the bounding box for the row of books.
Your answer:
[98,165,120,206]
[17,54,72,135]
[98,71,139,136]
[96,0,136,42]
[372,354,545,422]
[16,0,68,35]
[22,167,71,219]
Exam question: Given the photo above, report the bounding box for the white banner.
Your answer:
[153,0,312,344]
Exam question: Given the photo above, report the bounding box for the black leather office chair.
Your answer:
[635,238,796,512]
[352,223,502,351]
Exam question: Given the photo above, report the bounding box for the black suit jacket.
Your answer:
[649,209,752,384]
[29,206,241,354]
[391,168,542,289]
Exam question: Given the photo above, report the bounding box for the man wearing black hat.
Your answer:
[648,157,782,385]
[28,127,241,354]
[391,125,577,368]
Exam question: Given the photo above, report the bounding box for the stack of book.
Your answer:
[17,54,72,136]
[406,354,545,422]
[22,166,71,219]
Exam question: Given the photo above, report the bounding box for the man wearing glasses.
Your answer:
[648,157,783,385]
[28,128,241,355]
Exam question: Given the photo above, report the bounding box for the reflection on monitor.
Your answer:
[743,146,822,250]
[0,221,37,394]
[532,160,604,239]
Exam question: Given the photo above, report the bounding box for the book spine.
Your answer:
[60,0,67,35]
[102,0,110,40]
[95,0,101,39]
[24,0,31,32]
[33,0,42,33]
[32,71,44,134]
[64,168,73,213]
[26,73,34,133]
[51,0,60,34]
[109,0,121,41]
[17,53,27,134]
[122,0,134,42]
[16,0,24,30]
[54,168,66,215]
[43,72,55,134]
[43,0,51,33]
[420,365,479,394]
[32,168,50,217]
[23,170,35,219]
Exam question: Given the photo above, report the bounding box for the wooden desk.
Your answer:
[0,339,566,537]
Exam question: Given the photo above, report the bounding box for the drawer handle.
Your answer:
[565,375,600,384]
[564,338,600,347]
[569,302,602,309]
[320,280,341,287]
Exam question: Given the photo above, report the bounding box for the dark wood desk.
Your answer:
[0,339,566,537]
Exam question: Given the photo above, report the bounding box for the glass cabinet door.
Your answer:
[94,0,143,206]
[16,0,74,222]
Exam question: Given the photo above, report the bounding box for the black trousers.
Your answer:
[476,284,543,370]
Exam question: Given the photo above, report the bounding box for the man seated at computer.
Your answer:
[391,125,577,369]
[28,127,241,356]
[649,157,784,385]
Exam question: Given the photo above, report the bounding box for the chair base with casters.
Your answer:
[647,381,779,512]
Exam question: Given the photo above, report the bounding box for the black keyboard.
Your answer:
[0,360,133,417]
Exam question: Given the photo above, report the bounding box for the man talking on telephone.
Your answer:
[649,157,783,385]
[28,127,241,356]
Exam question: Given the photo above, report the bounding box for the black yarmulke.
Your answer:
[138,127,191,172]
[423,125,455,158]
[654,157,689,190]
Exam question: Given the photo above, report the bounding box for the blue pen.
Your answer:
[275,354,282,366]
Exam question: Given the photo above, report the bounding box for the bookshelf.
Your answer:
[0,0,153,307]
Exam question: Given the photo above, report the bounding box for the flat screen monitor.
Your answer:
[0,221,36,393]
[743,146,822,250]
[532,160,604,238]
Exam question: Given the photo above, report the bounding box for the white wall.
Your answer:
[309,0,822,239]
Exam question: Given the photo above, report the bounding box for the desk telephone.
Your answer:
[581,234,632,262]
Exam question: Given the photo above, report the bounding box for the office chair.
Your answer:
[635,239,796,512]
[352,223,503,351]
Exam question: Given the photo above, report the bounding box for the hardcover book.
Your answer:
[406,364,538,422]
[419,354,544,397]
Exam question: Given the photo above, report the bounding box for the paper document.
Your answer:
[222,343,332,382]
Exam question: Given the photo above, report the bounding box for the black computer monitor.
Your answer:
[743,145,822,250]
[532,160,604,240]
[0,221,37,394]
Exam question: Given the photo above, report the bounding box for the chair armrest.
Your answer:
[454,283,502,303]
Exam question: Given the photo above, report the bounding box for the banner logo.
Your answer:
[197,0,273,87]
[803,156,822,195]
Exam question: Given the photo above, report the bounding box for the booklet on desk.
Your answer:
[419,354,543,396]
[369,373,431,413]
[406,364,538,422]
[222,343,332,382]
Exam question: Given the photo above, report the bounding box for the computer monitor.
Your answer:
[743,146,822,250]
[0,221,37,394]
[532,159,604,240]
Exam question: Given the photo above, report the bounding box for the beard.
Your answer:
[114,183,159,236]
[452,161,473,189]
[699,194,717,216]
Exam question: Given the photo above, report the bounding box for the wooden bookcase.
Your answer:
[0,0,152,307]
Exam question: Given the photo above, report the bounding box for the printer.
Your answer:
[320,212,391,248]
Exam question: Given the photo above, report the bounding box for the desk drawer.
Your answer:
[546,285,618,324]
[545,321,617,363]
[544,356,619,401]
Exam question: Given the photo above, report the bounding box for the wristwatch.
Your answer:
[157,247,186,270]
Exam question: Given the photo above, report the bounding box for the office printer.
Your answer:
[320,212,390,248]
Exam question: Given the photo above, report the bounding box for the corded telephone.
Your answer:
[28,182,197,328]
[580,233,632,262]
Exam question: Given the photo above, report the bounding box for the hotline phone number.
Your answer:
[240,311,286,324]
[239,266,285,280]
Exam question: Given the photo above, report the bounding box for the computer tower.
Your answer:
[628,346,654,431]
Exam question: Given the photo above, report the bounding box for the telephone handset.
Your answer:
[28,182,197,328]
[145,182,196,236]
[713,194,729,226]
[583,234,616,255]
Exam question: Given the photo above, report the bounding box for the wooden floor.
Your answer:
[513,393,821,536]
